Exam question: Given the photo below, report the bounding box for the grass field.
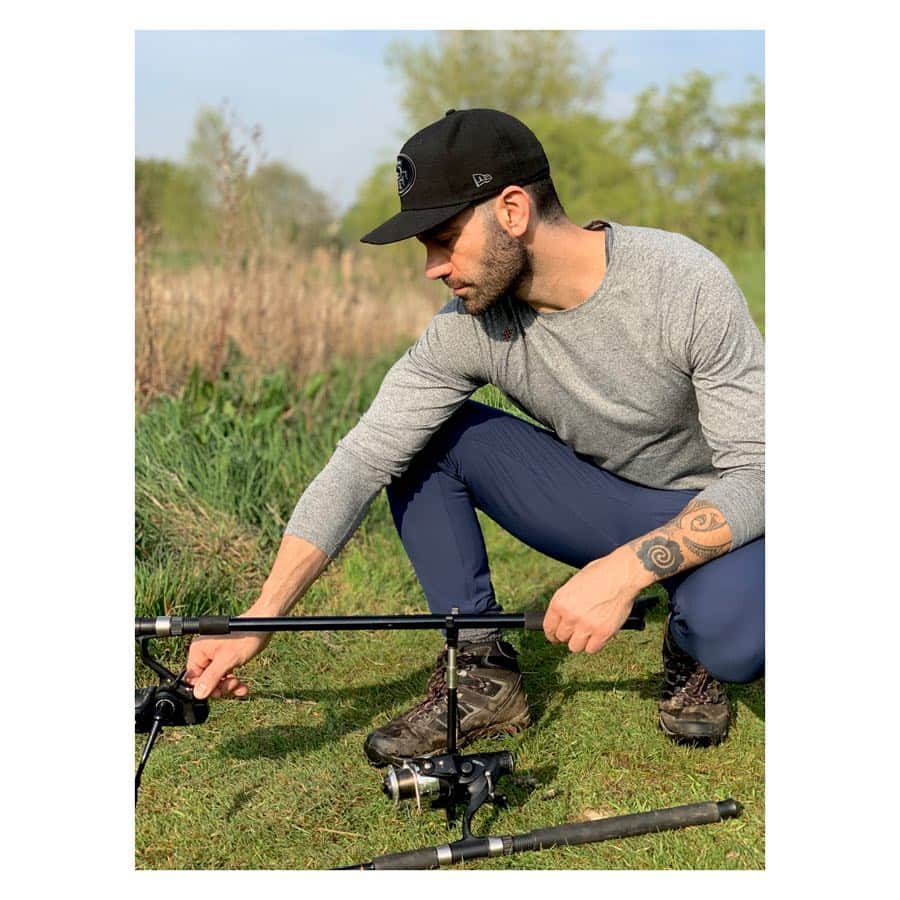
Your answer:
[135,246,766,869]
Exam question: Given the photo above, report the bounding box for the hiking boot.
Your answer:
[363,639,531,767]
[659,618,730,744]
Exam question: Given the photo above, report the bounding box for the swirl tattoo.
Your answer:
[636,537,684,578]
[678,500,725,533]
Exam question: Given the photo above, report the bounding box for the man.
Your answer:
[186,108,765,765]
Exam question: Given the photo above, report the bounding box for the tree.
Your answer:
[622,72,764,253]
[385,30,608,130]
[135,158,214,251]
[250,162,334,249]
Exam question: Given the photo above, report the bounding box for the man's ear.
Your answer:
[492,186,532,237]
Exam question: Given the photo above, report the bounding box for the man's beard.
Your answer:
[453,218,532,316]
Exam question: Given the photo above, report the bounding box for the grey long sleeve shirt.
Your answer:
[286,220,765,557]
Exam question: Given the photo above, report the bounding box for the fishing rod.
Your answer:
[135,596,741,867]
[337,799,742,869]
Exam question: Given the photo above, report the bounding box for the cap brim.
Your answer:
[360,201,473,245]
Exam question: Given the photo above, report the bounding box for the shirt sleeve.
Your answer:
[682,259,765,549]
[285,299,486,558]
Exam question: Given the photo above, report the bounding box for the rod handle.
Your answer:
[365,846,441,870]
[135,616,231,638]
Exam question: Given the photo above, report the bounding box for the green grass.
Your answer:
[136,320,765,869]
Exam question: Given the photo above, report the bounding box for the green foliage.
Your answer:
[623,72,764,254]
[135,158,215,250]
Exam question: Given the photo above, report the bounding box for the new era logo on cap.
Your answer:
[472,173,493,188]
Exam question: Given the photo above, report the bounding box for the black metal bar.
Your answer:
[135,597,659,640]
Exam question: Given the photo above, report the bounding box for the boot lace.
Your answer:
[407,654,450,721]
[406,646,490,721]
[667,658,725,706]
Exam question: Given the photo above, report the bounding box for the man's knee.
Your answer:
[670,538,765,684]
[687,624,764,684]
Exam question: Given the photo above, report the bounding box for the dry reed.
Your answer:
[135,245,445,404]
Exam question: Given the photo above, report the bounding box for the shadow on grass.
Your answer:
[217,664,442,762]
[225,783,263,821]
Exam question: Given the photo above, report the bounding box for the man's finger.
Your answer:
[543,610,561,642]
[193,656,235,700]
[217,675,249,698]
[585,632,610,654]
[184,649,212,682]
[568,631,590,654]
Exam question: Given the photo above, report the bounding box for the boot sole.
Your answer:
[658,711,728,745]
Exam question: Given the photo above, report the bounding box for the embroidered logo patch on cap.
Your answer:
[396,154,416,196]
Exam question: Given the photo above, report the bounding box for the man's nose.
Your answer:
[424,246,451,281]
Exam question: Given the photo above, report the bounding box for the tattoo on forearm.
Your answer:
[630,500,732,579]
[678,504,725,532]
[684,535,732,561]
[635,537,684,577]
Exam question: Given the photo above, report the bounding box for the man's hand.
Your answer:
[183,535,330,700]
[543,548,651,654]
[185,630,272,700]
[544,500,734,655]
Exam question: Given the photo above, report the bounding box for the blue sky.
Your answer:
[135,29,764,212]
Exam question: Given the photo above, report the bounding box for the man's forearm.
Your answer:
[246,534,331,617]
[625,499,733,588]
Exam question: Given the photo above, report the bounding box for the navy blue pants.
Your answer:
[386,401,764,684]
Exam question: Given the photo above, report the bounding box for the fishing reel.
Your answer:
[383,750,514,839]
[134,637,209,801]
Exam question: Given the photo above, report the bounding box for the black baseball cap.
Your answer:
[360,108,550,245]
